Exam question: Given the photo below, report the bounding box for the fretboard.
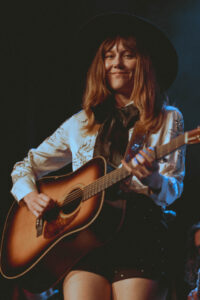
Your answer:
[153,132,185,160]
[83,166,130,201]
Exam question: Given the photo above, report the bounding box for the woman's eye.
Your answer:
[124,53,134,58]
[105,54,114,59]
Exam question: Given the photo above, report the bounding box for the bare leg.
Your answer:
[112,278,168,300]
[63,270,111,300]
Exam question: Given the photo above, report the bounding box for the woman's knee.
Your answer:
[63,270,111,300]
[112,277,168,300]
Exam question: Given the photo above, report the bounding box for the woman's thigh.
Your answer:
[112,277,168,300]
[63,270,111,300]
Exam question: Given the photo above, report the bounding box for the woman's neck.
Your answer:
[114,93,133,108]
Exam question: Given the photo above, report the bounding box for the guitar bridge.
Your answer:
[36,217,44,237]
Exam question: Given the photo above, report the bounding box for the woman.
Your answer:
[11,13,185,300]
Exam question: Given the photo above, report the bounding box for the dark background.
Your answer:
[0,1,200,299]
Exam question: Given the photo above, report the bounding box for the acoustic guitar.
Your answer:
[0,128,200,292]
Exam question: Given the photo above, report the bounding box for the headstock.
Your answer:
[186,127,200,144]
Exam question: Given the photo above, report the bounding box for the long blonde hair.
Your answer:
[82,35,165,134]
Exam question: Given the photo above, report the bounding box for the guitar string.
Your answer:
[56,134,185,209]
[60,168,127,206]
[59,167,129,208]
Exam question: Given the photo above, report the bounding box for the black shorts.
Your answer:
[73,193,173,285]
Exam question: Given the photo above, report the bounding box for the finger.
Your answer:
[131,157,150,176]
[39,193,51,203]
[140,166,151,177]
[134,167,151,179]
[136,152,154,170]
[140,149,154,163]
[132,169,143,179]
[131,157,139,168]
[28,204,40,217]
[130,158,145,177]
[122,159,140,178]
[37,197,50,207]
[32,210,39,217]
[121,159,133,173]
[135,153,145,165]
[123,158,151,179]
[32,202,45,214]
[139,150,159,172]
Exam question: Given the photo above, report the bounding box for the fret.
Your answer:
[83,167,130,201]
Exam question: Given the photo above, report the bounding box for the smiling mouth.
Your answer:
[109,72,129,75]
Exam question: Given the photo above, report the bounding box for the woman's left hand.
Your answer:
[122,148,162,192]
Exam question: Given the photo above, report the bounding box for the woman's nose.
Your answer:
[113,55,123,67]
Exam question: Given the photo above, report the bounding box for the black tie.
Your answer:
[92,99,139,168]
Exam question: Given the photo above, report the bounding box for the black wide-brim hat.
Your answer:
[76,12,178,91]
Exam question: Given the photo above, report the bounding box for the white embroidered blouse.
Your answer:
[11,105,185,209]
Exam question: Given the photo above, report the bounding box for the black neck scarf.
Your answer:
[92,98,139,168]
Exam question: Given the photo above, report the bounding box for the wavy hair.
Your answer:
[82,35,166,134]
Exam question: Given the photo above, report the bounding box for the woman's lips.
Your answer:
[108,72,129,75]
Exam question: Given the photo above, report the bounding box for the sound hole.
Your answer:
[62,188,83,215]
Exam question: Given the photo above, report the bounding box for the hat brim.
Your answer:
[76,12,178,91]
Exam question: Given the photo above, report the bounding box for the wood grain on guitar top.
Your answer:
[0,157,110,277]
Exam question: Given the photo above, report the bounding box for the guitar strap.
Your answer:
[123,123,148,163]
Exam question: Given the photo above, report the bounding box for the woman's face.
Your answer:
[104,39,137,97]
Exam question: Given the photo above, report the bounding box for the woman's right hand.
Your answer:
[23,191,51,217]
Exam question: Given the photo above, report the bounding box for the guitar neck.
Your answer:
[153,132,186,160]
[83,131,187,201]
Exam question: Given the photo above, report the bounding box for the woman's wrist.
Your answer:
[142,172,163,194]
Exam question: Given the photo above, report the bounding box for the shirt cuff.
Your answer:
[11,177,38,202]
[149,174,169,207]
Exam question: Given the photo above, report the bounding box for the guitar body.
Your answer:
[0,156,125,292]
